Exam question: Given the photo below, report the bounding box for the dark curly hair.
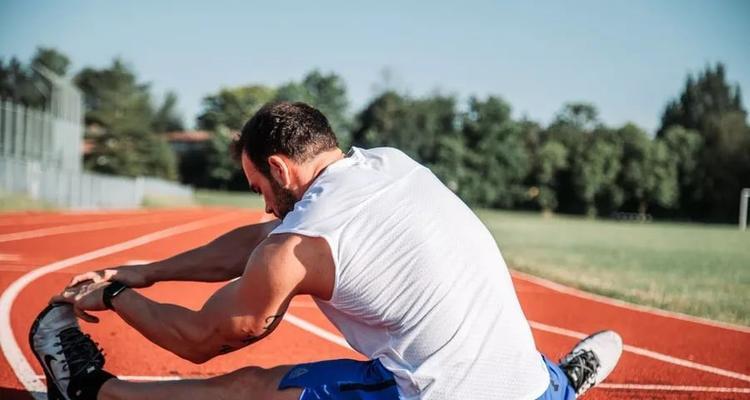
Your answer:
[233,101,339,177]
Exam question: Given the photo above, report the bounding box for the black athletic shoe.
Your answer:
[559,330,622,397]
[29,303,112,400]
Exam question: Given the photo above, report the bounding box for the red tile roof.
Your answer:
[166,131,212,142]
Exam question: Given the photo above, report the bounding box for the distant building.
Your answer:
[165,130,211,156]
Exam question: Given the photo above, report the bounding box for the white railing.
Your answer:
[740,188,749,231]
[1,100,81,171]
[1,156,193,209]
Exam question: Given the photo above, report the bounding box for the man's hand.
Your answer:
[68,265,151,289]
[51,281,112,323]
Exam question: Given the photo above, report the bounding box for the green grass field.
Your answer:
[194,189,266,209]
[0,191,56,212]
[477,210,750,326]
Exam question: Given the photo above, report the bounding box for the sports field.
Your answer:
[0,208,748,400]
[478,210,750,327]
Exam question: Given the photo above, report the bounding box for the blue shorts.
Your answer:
[279,359,399,400]
[538,355,577,400]
[278,355,575,400]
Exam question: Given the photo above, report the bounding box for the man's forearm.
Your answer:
[110,289,216,363]
[140,220,279,284]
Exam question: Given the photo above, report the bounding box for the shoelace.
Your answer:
[55,327,105,378]
[560,349,600,395]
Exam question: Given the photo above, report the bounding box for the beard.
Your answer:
[269,177,298,219]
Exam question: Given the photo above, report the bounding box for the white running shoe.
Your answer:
[559,330,623,397]
[29,303,106,400]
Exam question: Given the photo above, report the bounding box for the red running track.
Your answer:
[0,208,748,399]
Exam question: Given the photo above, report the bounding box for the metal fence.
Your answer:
[0,100,81,171]
[1,68,194,210]
[1,156,193,209]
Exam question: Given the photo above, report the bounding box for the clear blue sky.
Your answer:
[1,0,748,132]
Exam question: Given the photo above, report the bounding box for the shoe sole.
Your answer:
[28,303,68,400]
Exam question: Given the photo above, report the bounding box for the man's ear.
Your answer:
[267,155,292,188]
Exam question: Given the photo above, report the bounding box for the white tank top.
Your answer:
[271,147,549,399]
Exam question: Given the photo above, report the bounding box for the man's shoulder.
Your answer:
[258,233,335,299]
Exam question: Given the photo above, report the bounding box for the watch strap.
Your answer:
[103,281,129,310]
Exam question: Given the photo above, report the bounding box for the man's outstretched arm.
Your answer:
[55,233,334,364]
[69,219,280,288]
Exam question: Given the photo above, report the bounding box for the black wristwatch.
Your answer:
[103,281,129,310]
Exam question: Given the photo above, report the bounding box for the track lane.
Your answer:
[2,209,749,399]
[513,276,750,376]
[1,209,250,396]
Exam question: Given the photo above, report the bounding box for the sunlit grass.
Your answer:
[193,189,265,209]
[0,191,56,212]
[477,209,750,326]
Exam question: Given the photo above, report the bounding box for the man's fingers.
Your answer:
[69,269,119,288]
[103,269,118,281]
[69,272,98,287]
[74,306,99,323]
[49,294,70,304]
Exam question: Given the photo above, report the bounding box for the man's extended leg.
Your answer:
[98,365,301,400]
[30,303,300,400]
[31,303,398,400]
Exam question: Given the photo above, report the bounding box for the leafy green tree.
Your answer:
[75,59,177,179]
[616,123,678,217]
[275,70,351,147]
[352,91,404,149]
[84,123,177,180]
[459,96,530,207]
[659,64,745,138]
[543,103,599,214]
[353,91,457,163]
[0,57,46,107]
[190,84,276,188]
[31,47,71,77]
[658,63,749,221]
[197,85,276,131]
[570,133,622,217]
[660,126,703,195]
[531,140,568,213]
[151,91,184,133]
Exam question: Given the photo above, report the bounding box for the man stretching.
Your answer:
[31,101,622,400]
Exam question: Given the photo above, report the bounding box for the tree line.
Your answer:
[2,48,748,222]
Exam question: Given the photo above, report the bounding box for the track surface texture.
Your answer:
[0,209,748,399]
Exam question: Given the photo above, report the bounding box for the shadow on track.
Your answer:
[0,387,39,399]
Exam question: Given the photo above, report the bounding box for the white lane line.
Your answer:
[284,313,353,350]
[0,215,184,243]
[0,253,21,261]
[35,374,184,382]
[34,374,750,394]
[528,321,750,383]
[0,211,240,400]
[597,383,750,393]
[512,270,750,334]
[0,210,150,227]
[32,375,750,393]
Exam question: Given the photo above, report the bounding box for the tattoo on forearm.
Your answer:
[219,345,233,354]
